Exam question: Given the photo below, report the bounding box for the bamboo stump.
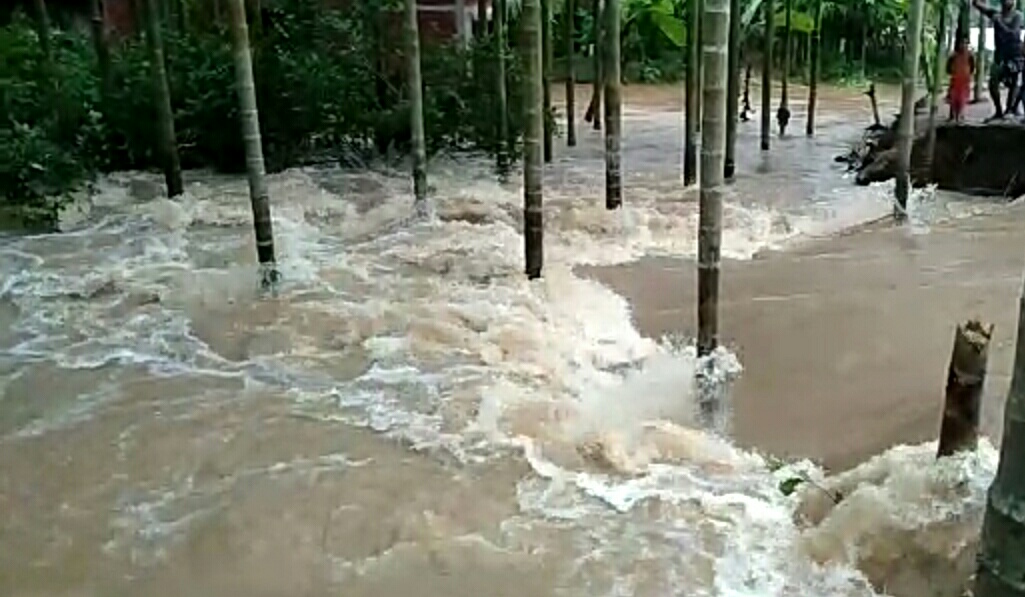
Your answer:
[937,320,993,458]
[865,83,882,129]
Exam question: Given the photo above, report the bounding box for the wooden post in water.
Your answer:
[937,320,992,458]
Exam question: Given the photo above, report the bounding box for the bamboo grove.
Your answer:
[6,0,1025,590]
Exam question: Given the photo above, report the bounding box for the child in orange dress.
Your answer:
[947,37,976,122]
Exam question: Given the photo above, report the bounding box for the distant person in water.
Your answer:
[947,36,976,122]
[973,0,1024,120]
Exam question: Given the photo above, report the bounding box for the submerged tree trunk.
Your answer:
[760,0,774,150]
[586,0,603,130]
[697,0,729,427]
[603,0,622,209]
[806,0,822,136]
[776,0,791,136]
[566,0,577,147]
[684,0,700,185]
[404,0,429,218]
[523,0,545,279]
[724,0,740,178]
[142,0,184,198]
[925,2,949,178]
[895,0,926,216]
[937,320,991,458]
[89,0,113,102]
[974,273,1025,597]
[975,12,987,103]
[228,0,278,286]
[495,0,510,174]
[541,0,553,162]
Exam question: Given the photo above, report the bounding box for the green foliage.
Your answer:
[1,3,527,223]
[0,13,104,227]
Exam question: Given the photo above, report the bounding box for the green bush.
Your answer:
[0,5,527,225]
[0,14,106,227]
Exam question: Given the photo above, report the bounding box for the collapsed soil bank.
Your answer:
[851,117,1025,198]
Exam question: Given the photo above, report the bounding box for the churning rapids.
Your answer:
[0,94,1015,596]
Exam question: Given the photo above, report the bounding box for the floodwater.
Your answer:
[0,83,1019,597]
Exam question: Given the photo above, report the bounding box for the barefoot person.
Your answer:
[973,0,1024,120]
[947,36,976,122]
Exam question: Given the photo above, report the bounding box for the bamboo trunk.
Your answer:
[684,0,700,185]
[542,0,553,162]
[603,0,622,209]
[974,273,1025,597]
[697,0,728,424]
[228,0,278,287]
[937,320,992,458]
[723,0,740,178]
[741,61,752,119]
[523,0,545,279]
[33,0,53,65]
[925,2,949,179]
[566,0,577,147]
[404,0,429,218]
[90,0,113,102]
[455,0,469,49]
[495,0,510,174]
[895,0,927,217]
[776,0,791,136]
[142,0,184,198]
[974,12,986,103]
[806,0,822,136]
[867,83,882,127]
[760,0,774,150]
[585,0,603,130]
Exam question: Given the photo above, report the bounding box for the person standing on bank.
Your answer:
[973,0,1024,120]
[948,36,977,122]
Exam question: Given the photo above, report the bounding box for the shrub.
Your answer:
[0,4,527,226]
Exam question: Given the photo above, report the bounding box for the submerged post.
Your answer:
[937,320,992,458]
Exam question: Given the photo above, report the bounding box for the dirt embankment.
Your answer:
[842,112,1025,198]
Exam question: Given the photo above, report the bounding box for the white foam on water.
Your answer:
[0,153,1004,596]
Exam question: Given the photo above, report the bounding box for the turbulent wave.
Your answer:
[0,143,1001,596]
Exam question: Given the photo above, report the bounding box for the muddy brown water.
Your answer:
[0,81,1016,596]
